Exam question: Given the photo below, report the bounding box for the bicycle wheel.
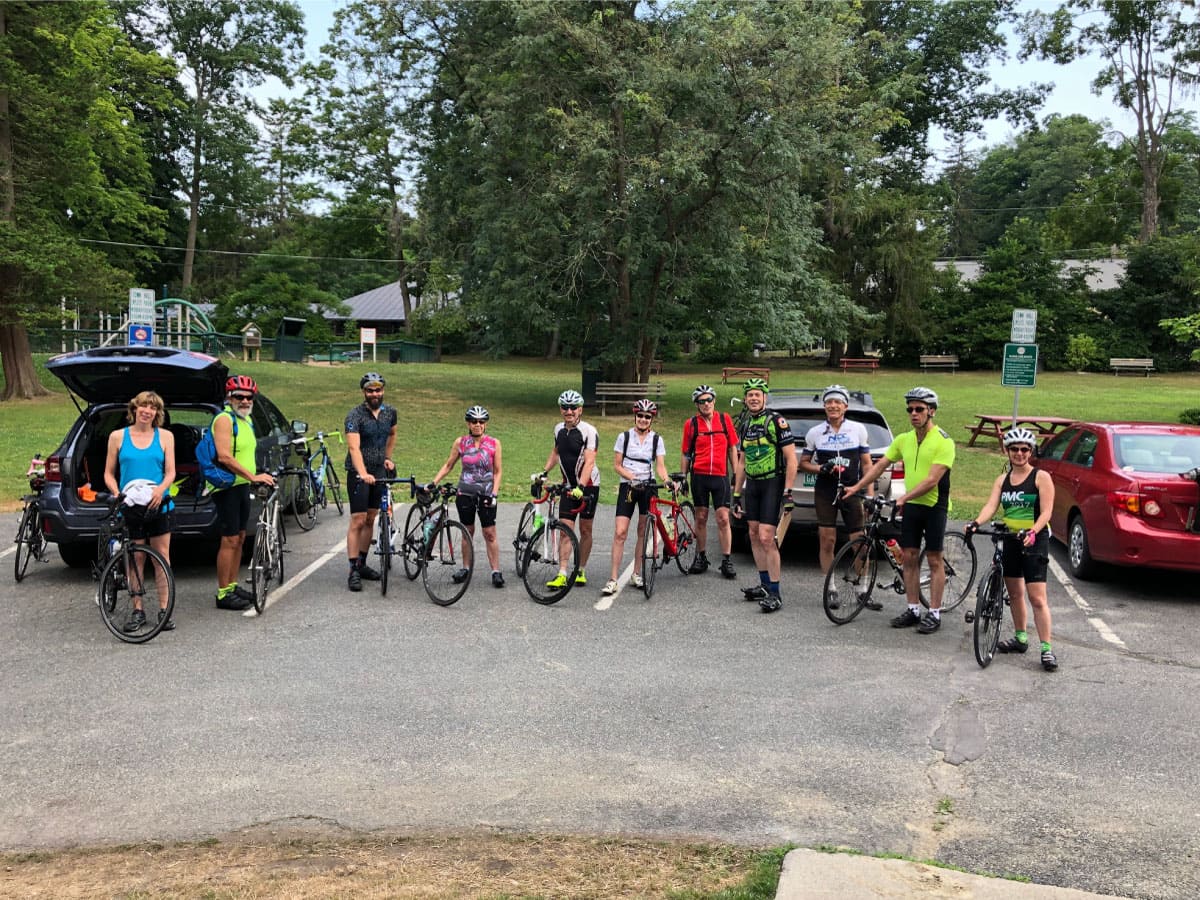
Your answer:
[637,516,658,598]
[326,462,344,515]
[97,544,174,643]
[673,502,698,575]
[13,503,37,582]
[513,502,537,576]
[423,519,474,606]
[919,531,977,612]
[401,503,424,580]
[379,507,393,596]
[292,472,317,531]
[521,522,578,605]
[251,521,270,612]
[973,567,1005,668]
[823,536,876,625]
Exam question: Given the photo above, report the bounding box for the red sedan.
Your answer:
[1037,422,1200,579]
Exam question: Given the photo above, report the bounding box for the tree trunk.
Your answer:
[181,126,203,292]
[1139,159,1159,243]
[389,192,413,333]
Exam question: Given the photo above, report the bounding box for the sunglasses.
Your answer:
[560,404,580,411]
[906,406,928,414]
[1008,446,1033,454]
[695,397,714,405]
[634,413,654,421]
[467,418,486,425]
[231,393,255,402]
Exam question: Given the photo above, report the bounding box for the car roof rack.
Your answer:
[770,387,875,407]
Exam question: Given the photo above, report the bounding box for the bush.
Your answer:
[1066,334,1103,371]
[1179,408,1200,426]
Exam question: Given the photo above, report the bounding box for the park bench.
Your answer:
[840,357,880,374]
[721,366,770,385]
[595,381,666,417]
[920,354,959,373]
[1109,357,1154,376]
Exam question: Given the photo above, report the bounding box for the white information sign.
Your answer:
[129,288,156,324]
[360,327,377,344]
[1011,308,1037,344]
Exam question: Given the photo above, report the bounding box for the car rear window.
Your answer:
[1114,434,1200,472]
[773,407,893,450]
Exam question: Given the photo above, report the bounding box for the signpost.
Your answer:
[1004,308,1039,424]
[360,326,377,362]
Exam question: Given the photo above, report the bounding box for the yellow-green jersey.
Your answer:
[885,427,954,510]
[210,407,258,489]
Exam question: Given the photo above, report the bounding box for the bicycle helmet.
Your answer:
[465,405,490,422]
[632,398,658,417]
[225,374,258,395]
[743,377,769,395]
[360,372,385,389]
[904,386,938,409]
[822,384,850,404]
[1003,427,1038,449]
[692,384,716,402]
[558,389,584,407]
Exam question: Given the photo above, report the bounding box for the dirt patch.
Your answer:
[0,827,768,898]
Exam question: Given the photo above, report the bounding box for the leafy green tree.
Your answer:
[1,1,170,399]
[1022,0,1200,241]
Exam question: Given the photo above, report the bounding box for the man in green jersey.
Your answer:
[731,378,798,612]
[847,387,954,634]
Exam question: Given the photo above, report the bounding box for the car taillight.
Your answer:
[45,455,63,482]
[1107,490,1163,517]
[891,461,904,481]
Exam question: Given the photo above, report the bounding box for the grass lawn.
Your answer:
[3,353,1196,516]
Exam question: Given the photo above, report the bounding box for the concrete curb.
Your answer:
[776,849,1132,899]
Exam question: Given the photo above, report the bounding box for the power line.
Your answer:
[78,237,401,264]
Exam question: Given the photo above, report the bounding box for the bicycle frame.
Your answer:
[646,487,689,559]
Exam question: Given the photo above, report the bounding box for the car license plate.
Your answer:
[802,473,816,487]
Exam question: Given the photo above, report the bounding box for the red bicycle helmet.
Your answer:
[226,374,258,395]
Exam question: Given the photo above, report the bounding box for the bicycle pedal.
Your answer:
[964,610,975,624]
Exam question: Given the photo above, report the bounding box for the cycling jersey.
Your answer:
[681,412,738,476]
[1000,468,1041,531]
[344,401,398,477]
[554,420,601,487]
[738,410,794,480]
[885,427,954,509]
[614,428,664,483]
[212,407,257,488]
[456,434,498,495]
[802,420,869,489]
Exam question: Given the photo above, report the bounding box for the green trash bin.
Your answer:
[275,317,307,363]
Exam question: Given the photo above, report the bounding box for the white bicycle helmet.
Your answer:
[692,384,716,402]
[822,384,850,404]
[904,386,939,409]
[632,398,658,417]
[1003,427,1038,449]
[465,405,489,422]
[558,389,584,407]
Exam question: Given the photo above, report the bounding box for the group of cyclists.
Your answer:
[91,368,1058,671]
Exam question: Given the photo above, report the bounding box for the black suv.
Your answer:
[730,387,901,536]
[41,345,301,566]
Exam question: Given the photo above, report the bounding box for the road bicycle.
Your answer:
[13,455,49,582]
[374,475,417,598]
[822,495,977,625]
[519,477,582,605]
[398,480,475,606]
[249,459,306,614]
[288,426,344,531]
[963,523,1025,668]
[633,475,698,599]
[94,493,175,643]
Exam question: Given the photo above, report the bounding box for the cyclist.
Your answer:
[602,399,673,596]
[680,384,738,579]
[210,375,275,611]
[965,427,1058,671]
[429,405,505,588]
[800,385,879,612]
[538,389,600,589]
[847,387,954,634]
[102,391,176,632]
[345,372,398,592]
[731,377,798,612]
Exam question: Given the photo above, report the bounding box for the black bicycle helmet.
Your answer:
[360,372,385,389]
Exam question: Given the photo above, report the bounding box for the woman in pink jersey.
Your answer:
[430,405,505,587]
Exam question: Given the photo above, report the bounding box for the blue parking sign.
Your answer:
[127,323,154,346]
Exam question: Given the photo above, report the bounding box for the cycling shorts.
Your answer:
[615,482,652,519]
[814,488,864,531]
[558,485,599,522]
[455,492,497,529]
[689,473,730,510]
[212,484,251,537]
[899,503,947,552]
[347,470,385,515]
[1001,531,1049,583]
[742,476,783,525]
[124,504,174,540]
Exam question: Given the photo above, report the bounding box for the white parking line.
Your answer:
[243,537,345,616]
[0,546,14,561]
[593,560,637,610]
[1048,556,1128,649]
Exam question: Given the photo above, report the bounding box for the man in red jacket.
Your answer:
[680,384,739,578]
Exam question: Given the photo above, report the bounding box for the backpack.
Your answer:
[686,412,736,459]
[195,409,239,492]
[736,407,785,476]
[619,429,661,468]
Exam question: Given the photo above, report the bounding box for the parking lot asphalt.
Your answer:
[2,504,1197,899]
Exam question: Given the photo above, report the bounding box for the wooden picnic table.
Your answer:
[965,414,1077,448]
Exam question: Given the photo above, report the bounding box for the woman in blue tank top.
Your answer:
[103,391,177,632]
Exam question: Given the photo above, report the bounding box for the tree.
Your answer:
[1022,0,1200,241]
[1,2,170,399]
